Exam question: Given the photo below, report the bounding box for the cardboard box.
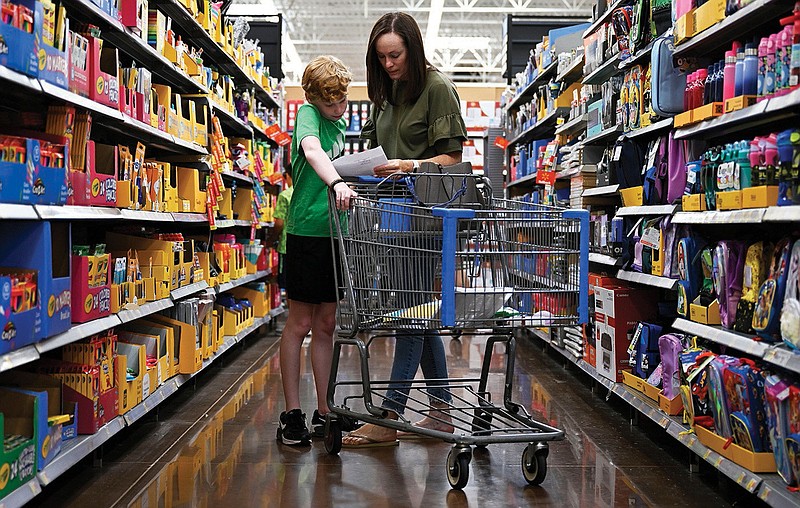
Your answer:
[160,162,179,212]
[674,11,695,45]
[693,102,724,123]
[0,402,36,497]
[716,190,742,210]
[622,370,646,393]
[69,142,118,207]
[152,85,173,134]
[0,222,71,339]
[0,0,38,76]
[88,37,120,109]
[68,31,91,97]
[62,381,117,435]
[176,166,207,213]
[120,0,148,39]
[658,391,684,415]
[116,342,145,414]
[742,186,778,208]
[118,330,169,390]
[38,41,69,90]
[682,193,707,211]
[692,0,726,38]
[71,254,112,323]
[0,386,64,471]
[142,315,202,376]
[0,271,38,355]
[694,425,776,472]
[594,286,658,382]
[0,136,40,204]
[620,186,643,207]
[690,297,721,325]
[724,95,758,113]
[674,109,694,128]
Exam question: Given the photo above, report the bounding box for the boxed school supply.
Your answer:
[0,270,38,355]
[68,141,118,207]
[0,396,37,497]
[0,221,71,339]
[88,36,120,109]
[37,0,68,89]
[0,0,38,76]
[71,247,111,323]
[115,341,145,413]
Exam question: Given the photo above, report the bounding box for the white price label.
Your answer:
[640,227,661,249]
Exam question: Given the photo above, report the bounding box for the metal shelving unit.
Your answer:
[508,107,568,147]
[616,270,678,290]
[556,56,585,85]
[505,61,558,112]
[582,184,619,197]
[615,204,678,217]
[623,118,673,139]
[580,125,623,146]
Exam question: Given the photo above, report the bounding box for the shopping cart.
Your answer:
[323,174,589,489]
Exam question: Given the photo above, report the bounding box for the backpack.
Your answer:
[651,0,673,36]
[679,348,715,428]
[612,137,646,189]
[764,375,797,486]
[724,360,770,452]
[643,136,668,205]
[734,241,772,333]
[628,66,643,131]
[651,34,686,117]
[629,322,663,378]
[658,333,686,398]
[713,240,747,329]
[631,0,652,53]
[676,236,703,316]
[684,159,703,196]
[781,240,800,349]
[753,237,794,340]
[707,355,741,438]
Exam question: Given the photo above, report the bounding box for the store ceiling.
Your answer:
[228,0,592,84]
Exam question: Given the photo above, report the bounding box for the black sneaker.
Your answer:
[278,409,311,445]
[311,410,362,438]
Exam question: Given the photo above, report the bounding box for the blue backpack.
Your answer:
[651,34,686,117]
[753,238,794,340]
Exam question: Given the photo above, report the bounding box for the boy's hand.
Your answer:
[332,181,357,210]
[374,159,413,177]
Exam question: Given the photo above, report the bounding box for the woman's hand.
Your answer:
[373,159,413,177]
[332,181,357,210]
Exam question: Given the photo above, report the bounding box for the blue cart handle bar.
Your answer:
[432,207,476,327]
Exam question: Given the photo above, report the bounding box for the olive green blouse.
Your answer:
[361,70,467,160]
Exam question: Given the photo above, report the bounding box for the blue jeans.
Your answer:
[382,330,452,415]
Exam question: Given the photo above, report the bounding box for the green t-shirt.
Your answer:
[273,186,293,254]
[287,104,346,237]
[361,70,467,159]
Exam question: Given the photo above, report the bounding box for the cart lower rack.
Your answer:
[323,180,589,489]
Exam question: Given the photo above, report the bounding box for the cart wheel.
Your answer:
[446,448,471,490]
[521,444,548,485]
[324,418,342,455]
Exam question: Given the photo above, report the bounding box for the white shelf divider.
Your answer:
[617,270,678,290]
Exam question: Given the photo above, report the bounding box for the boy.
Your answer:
[277,55,358,445]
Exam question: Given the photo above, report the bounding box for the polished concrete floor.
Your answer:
[29,320,762,508]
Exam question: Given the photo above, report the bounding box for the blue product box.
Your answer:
[33,142,69,205]
[0,0,39,76]
[38,43,69,90]
[548,24,590,56]
[0,221,71,339]
[1,387,61,470]
[0,136,38,204]
[0,271,38,354]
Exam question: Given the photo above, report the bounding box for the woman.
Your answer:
[342,12,468,448]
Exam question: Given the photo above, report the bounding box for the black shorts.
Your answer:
[285,234,342,304]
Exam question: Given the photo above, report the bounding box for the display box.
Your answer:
[594,286,658,382]
[38,40,69,90]
[69,141,118,207]
[0,0,38,76]
[152,85,174,134]
[150,88,166,130]
[694,425,776,472]
[32,140,68,206]
[0,272,37,356]
[88,37,120,109]
[160,162,179,212]
[692,0,726,38]
[0,405,36,497]
[716,190,742,210]
[693,102,724,123]
[724,95,758,113]
[118,329,170,389]
[682,193,707,211]
[620,186,643,207]
[0,221,71,339]
[176,166,207,213]
[658,391,683,415]
[674,109,694,128]
[120,0,148,39]
[232,187,253,222]
[199,309,215,359]
[0,136,39,204]
[0,387,62,471]
[742,185,778,208]
[690,297,721,325]
[116,342,145,414]
[143,314,202,375]
[70,254,111,323]
[49,368,117,435]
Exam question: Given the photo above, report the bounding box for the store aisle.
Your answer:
[29,321,753,508]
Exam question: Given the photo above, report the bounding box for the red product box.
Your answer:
[70,254,112,323]
[68,141,118,207]
[270,282,281,309]
[594,286,658,382]
[88,37,119,109]
[65,384,118,434]
[69,31,91,97]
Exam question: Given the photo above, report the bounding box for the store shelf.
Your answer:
[673,101,770,140]
[613,384,672,429]
[36,315,123,354]
[171,281,210,301]
[0,478,42,508]
[617,270,678,290]
[672,208,767,224]
[623,117,673,139]
[37,416,126,486]
[269,305,286,318]
[172,212,208,223]
[509,270,574,290]
[124,378,180,425]
[120,209,175,222]
[673,0,791,59]
[0,345,40,374]
[35,205,122,221]
[757,478,800,507]
[583,56,623,85]
[506,172,541,190]
[508,107,568,146]
[220,170,254,185]
[672,318,768,358]
[619,42,654,71]
[40,80,125,122]
[582,184,619,197]
[764,206,800,222]
[505,61,558,112]
[216,270,270,293]
[761,347,800,377]
[556,56,585,85]
[0,204,39,220]
[588,252,620,266]
[583,0,626,37]
[580,125,623,146]
[117,298,175,324]
[0,65,41,94]
[615,204,678,217]
[555,114,588,136]
[212,104,253,138]
[222,315,271,344]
